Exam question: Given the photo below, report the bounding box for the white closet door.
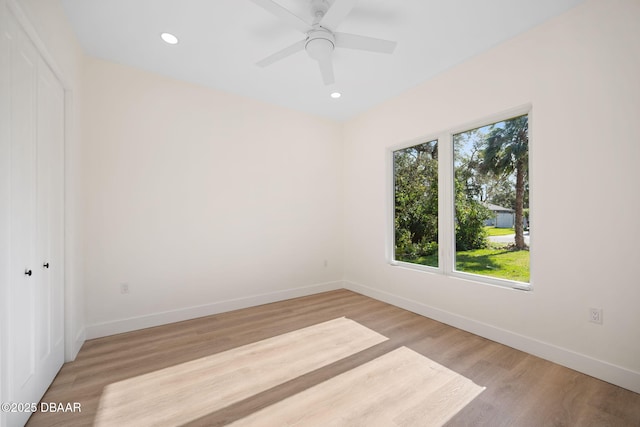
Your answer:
[3,8,65,427]
[35,55,65,395]
[8,9,39,414]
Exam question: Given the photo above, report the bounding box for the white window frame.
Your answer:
[387,135,443,274]
[388,104,533,291]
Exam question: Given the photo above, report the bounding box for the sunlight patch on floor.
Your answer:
[94,317,388,426]
[231,346,485,427]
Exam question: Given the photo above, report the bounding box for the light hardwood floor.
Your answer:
[27,290,640,426]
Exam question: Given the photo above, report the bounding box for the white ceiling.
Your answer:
[60,0,584,121]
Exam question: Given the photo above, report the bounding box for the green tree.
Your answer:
[454,129,487,200]
[453,129,493,251]
[488,179,516,210]
[454,176,492,251]
[481,115,529,249]
[394,142,438,262]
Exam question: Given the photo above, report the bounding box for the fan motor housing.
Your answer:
[305,28,335,61]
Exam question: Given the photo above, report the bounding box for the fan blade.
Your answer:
[319,0,357,30]
[335,32,397,54]
[256,39,306,67]
[249,0,311,33]
[318,57,335,85]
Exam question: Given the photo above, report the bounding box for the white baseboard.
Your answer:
[85,281,344,340]
[343,280,640,395]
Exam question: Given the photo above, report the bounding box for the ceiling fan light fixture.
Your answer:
[330,92,342,99]
[305,37,334,61]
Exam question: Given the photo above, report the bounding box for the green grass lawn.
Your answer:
[397,244,529,283]
[456,247,529,282]
[407,254,438,267]
[484,226,515,236]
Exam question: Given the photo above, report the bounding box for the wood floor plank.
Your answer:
[26,290,640,427]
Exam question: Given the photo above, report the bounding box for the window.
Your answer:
[390,108,530,289]
[393,140,438,268]
[453,115,530,284]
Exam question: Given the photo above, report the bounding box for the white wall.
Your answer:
[343,0,640,391]
[82,58,344,336]
[13,0,86,360]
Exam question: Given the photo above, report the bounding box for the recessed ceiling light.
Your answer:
[161,32,178,45]
[330,92,341,99]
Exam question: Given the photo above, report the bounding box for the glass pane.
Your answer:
[393,140,438,267]
[453,115,529,283]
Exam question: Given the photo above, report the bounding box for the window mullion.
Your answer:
[438,132,454,275]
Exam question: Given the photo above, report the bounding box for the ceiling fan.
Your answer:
[250,0,397,85]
